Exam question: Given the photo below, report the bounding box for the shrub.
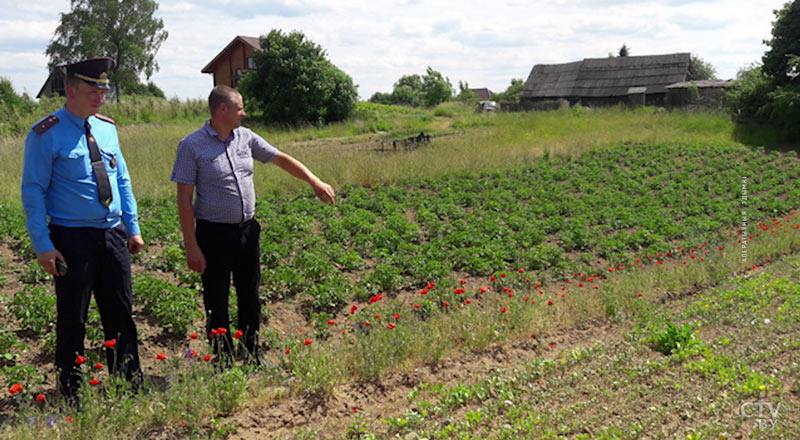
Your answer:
[133,274,201,336]
[9,286,57,335]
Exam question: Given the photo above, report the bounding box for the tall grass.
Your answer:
[0,104,739,205]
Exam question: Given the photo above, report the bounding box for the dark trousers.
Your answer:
[196,218,261,356]
[50,224,141,396]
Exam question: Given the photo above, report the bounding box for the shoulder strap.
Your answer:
[94,114,115,125]
[32,115,59,135]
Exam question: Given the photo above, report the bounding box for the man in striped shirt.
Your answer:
[171,85,335,364]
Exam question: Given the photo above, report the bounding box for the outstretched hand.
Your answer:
[313,180,336,205]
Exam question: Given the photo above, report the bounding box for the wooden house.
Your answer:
[519,53,691,107]
[201,36,262,88]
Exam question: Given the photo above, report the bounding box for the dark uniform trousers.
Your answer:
[196,218,261,357]
[50,224,141,396]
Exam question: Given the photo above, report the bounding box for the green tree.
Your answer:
[618,44,630,57]
[421,66,453,106]
[688,54,718,80]
[45,0,168,98]
[368,91,394,105]
[238,29,358,125]
[123,80,166,98]
[456,81,477,102]
[762,0,800,82]
[492,78,524,102]
[391,74,424,106]
[727,1,800,141]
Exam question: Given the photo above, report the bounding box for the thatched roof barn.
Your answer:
[520,53,691,107]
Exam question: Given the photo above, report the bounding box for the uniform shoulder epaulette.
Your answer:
[94,114,115,125]
[32,115,59,135]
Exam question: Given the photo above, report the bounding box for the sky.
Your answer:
[0,0,789,101]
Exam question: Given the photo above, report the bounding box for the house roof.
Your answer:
[201,35,262,74]
[469,88,493,99]
[665,79,737,89]
[520,53,691,99]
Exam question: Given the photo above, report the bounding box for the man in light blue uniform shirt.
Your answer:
[21,57,144,401]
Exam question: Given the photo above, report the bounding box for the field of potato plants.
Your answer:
[1,105,800,439]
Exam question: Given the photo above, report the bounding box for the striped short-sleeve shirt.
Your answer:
[170,120,278,223]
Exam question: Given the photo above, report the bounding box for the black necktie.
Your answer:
[85,120,112,207]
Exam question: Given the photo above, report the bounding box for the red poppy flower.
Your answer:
[209,330,217,338]
[637,293,643,297]
[414,303,420,308]
[350,305,358,315]
[393,313,400,320]
[217,328,228,335]
[303,339,313,346]
[525,278,531,283]
[364,321,371,327]
[66,417,72,423]
[578,283,583,287]
[327,320,336,325]
[285,349,291,355]
[233,329,243,339]
[103,339,116,349]
[189,333,199,340]
[94,363,103,370]
[454,288,464,294]
[718,246,723,251]
[547,300,553,306]
[353,407,360,412]
[75,355,87,365]
[593,286,599,289]
[443,301,449,307]
[459,279,466,285]
[387,323,395,329]
[89,379,100,386]
[549,343,556,349]
[341,330,346,335]
[489,276,496,282]
[501,307,507,313]
[156,353,166,360]
[465,299,472,304]
[500,273,506,278]
[420,289,428,295]
[480,288,486,294]
[202,354,211,362]
[297,327,303,332]
[8,383,22,395]
[36,393,45,403]
[524,296,529,301]
[518,269,525,273]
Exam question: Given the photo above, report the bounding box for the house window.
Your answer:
[234,68,243,87]
[247,57,255,69]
